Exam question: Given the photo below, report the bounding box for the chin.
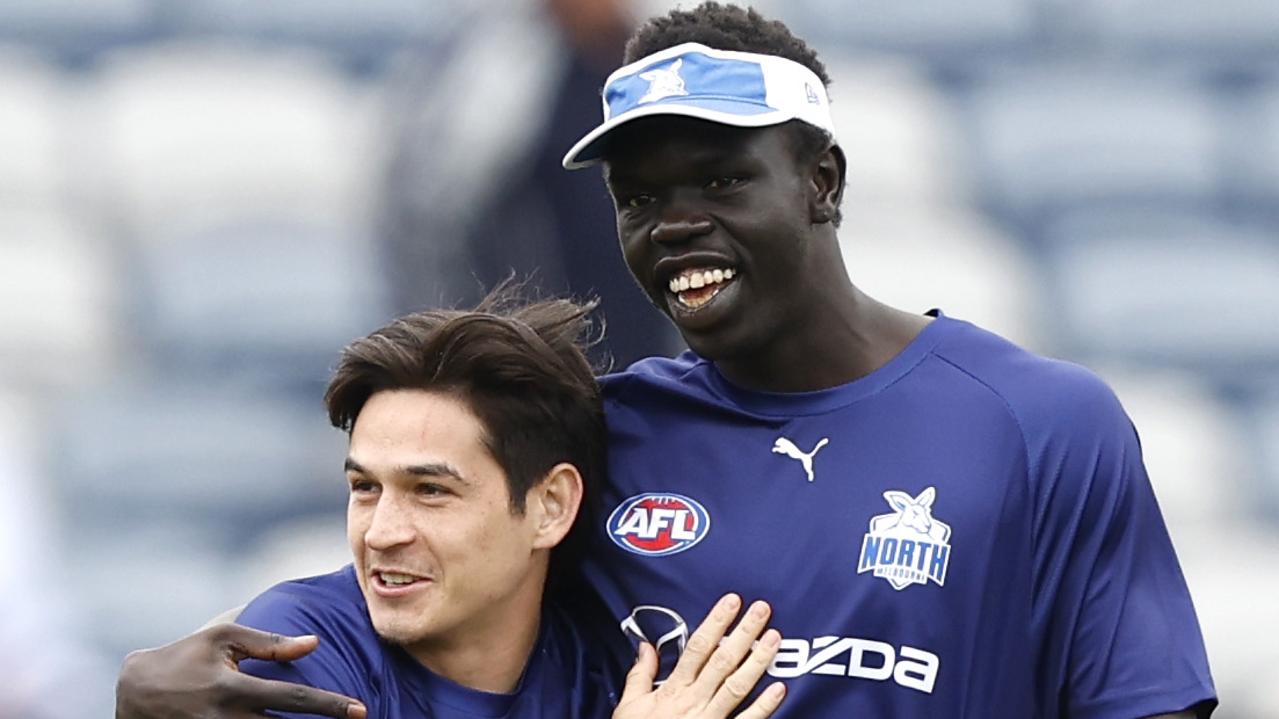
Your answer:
[370,611,434,646]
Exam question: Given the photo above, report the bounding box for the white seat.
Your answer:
[65,524,242,659]
[1097,367,1248,533]
[87,42,378,238]
[0,392,115,718]
[1174,526,1279,715]
[1044,209,1279,371]
[235,513,351,605]
[0,53,70,204]
[839,202,1044,350]
[963,70,1219,215]
[824,55,970,205]
[0,206,121,389]
[138,220,386,383]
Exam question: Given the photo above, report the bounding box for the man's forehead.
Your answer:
[603,118,773,166]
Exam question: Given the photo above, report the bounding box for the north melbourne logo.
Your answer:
[772,436,829,482]
[857,487,952,590]
[638,58,688,104]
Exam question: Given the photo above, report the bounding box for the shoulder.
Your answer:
[237,565,368,634]
[928,316,1130,446]
[236,566,382,703]
[600,352,709,398]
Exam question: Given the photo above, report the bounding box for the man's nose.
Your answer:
[650,193,714,245]
[364,497,415,550]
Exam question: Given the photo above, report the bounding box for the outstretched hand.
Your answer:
[612,594,785,719]
[115,623,367,719]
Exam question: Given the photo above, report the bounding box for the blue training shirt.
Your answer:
[587,313,1216,718]
[237,565,616,719]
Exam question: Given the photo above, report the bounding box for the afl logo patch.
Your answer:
[608,493,711,557]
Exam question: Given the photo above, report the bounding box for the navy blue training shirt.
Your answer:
[587,314,1216,718]
[237,566,616,719]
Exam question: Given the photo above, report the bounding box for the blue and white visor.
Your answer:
[562,42,835,170]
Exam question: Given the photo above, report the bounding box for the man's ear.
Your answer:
[528,463,584,550]
[809,144,845,225]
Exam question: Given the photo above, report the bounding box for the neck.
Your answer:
[715,285,931,393]
[404,566,546,694]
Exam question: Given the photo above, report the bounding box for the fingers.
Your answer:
[730,681,787,719]
[620,642,658,700]
[205,623,321,663]
[690,599,772,699]
[665,593,742,687]
[705,628,782,717]
[225,672,367,719]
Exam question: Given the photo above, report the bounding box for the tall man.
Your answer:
[115,3,1216,717]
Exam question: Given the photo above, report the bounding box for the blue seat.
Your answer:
[0,0,151,56]
[1040,209,1279,375]
[1225,82,1279,212]
[50,378,348,535]
[780,0,1040,58]
[65,522,244,663]
[1074,0,1279,60]
[168,0,450,59]
[960,70,1220,220]
[136,220,387,387]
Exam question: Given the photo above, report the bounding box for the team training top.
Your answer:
[237,565,616,719]
[587,313,1216,718]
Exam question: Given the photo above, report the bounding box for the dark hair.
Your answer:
[624,2,844,224]
[324,286,605,586]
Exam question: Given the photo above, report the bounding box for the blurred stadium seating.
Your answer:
[0,0,1275,715]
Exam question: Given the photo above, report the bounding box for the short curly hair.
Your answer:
[625,2,830,85]
[624,2,843,224]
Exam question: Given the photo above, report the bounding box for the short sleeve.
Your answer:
[235,586,375,716]
[1028,372,1216,719]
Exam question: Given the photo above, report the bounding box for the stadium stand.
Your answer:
[1041,209,1279,379]
[135,219,387,388]
[0,206,122,389]
[839,202,1043,350]
[87,43,378,238]
[2,0,1276,714]
[824,56,971,205]
[959,69,1222,223]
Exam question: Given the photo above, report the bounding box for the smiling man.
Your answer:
[194,295,787,719]
[559,4,1217,718]
[115,3,1216,718]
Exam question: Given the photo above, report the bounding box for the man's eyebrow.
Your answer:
[344,457,468,484]
[403,462,468,484]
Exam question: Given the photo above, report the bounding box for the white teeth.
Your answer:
[379,572,418,585]
[666,267,737,295]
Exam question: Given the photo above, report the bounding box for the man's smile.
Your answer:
[667,266,737,309]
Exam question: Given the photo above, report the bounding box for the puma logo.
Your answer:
[771,436,830,482]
